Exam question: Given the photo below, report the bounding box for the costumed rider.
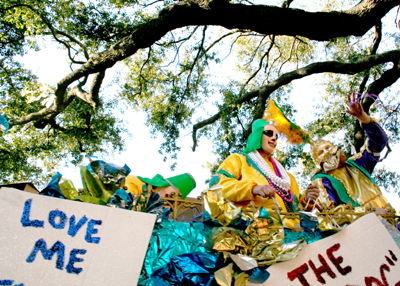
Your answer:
[76,158,196,211]
[208,100,320,229]
[310,94,390,211]
[124,173,196,200]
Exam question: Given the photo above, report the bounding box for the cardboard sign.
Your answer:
[249,213,400,286]
[0,187,157,286]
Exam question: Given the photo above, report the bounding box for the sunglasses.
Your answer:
[262,130,278,139]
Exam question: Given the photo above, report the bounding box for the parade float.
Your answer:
[0,156,399,286]
[1,98,400,285]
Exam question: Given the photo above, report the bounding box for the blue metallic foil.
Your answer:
[40,172,66,199]
[299,211,319,232]
[107,188,134,209]
[248,267,270,284]
[151,252,222,286]
[139,221,216,286]
[283,228,335,245]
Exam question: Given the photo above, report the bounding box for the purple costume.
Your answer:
[322,121,388,205]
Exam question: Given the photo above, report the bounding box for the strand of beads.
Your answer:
[266,174,295,212]
[248,151,291,191]
[266,177,293,203]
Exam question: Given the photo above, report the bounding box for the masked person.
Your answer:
[209,118,320,229]
[310,94,390,210]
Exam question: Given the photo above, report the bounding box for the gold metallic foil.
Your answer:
[258,239,307,266]
[206,190,243,226]
[215,263,233,286]
[210,205,307,269]
[211,227,247,252]
[234,272,249,286]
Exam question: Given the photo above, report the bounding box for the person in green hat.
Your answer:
[124,173,196,200]
[209,118,319,229]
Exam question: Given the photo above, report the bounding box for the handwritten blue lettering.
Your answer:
[66,249,87,275]
[68,215,88,237]
[20,199,44,228]
[85,219,102,244]
[26,239,65,270]
[0,281,25,286]
[48,210,67,229]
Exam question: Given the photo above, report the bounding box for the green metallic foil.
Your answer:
[79,165,114,202]
[59,179,79,200]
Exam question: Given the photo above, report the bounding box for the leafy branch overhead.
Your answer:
[4,0,399,126]
[1,0,400,187]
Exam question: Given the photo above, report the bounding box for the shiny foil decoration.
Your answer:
[59,179,79,200]
[205,190,242,226]
[139,221,213,285]
[210,227,247,252]
[316,204,366,231]
[214,263,250,286]
[244,207,284,262]
[229,254,258,271]
[233,272,249,286]
[299,211,319,232]
[208,205,307,268]
[258,239,307,266]
[214,263,233,286]
[151,252,221,286]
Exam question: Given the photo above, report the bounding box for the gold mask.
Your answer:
[309,139,338,167]
[322,150,341,171]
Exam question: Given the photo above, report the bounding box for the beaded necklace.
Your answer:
[248,151,295,212]
[248,151,291,191]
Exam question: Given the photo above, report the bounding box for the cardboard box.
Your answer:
[249,213,400,286]
[0,187,156,285]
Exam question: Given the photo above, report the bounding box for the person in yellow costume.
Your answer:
[309,94,390,211]
[209,117,320,229]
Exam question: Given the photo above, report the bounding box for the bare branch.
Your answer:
[239,47,270,96]
[379,143,392,162]
[191,49,400,150]
[277,37,296,76]
[180,26,208,101]
[160,27,199,68]
[359,22,382,96]
[246,35,267,67]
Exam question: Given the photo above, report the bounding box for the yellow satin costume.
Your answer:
[124,175,146,196]
[209,153,303,229]
[312,165,389,209]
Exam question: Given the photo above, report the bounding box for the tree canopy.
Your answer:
[1,0,400,193]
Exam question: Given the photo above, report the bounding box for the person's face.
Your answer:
[155,186,175,197]
[261,125,279,156]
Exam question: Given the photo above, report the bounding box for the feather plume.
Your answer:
[263,99,310,145]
